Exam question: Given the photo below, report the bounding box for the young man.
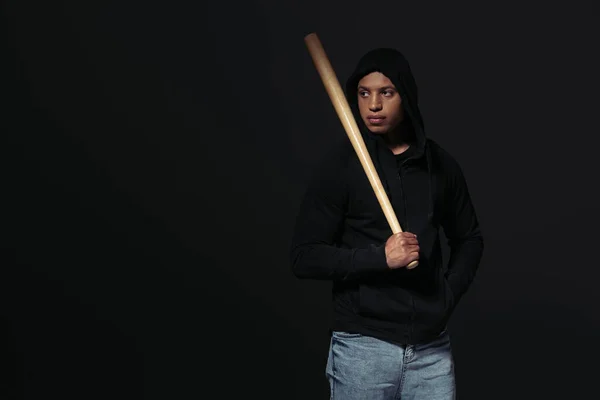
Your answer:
[290,48,484,399]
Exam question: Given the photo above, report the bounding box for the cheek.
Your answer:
[357,102,369,118]
[391,102,404,120]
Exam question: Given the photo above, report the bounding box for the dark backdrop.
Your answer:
[2,0,599,399]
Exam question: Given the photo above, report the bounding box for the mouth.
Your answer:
[367,116,386,125]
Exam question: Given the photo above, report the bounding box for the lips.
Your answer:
[367,115,386,124]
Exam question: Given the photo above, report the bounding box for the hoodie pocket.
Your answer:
[358,283,414,323]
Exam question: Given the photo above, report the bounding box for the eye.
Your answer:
[358,90,369,97]
[382,90,395,97]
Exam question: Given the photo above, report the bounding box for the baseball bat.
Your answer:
[304,32,419,269]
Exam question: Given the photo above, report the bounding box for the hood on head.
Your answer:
[345,48,426,154]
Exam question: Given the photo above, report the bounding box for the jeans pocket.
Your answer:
[332,331,362,340]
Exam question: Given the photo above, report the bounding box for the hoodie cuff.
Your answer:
[352,244,389,275]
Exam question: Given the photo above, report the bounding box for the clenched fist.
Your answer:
[385,232,420,269]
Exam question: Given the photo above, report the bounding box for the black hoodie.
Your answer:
[290,48,484,345]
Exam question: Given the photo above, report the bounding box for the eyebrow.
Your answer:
[357,85,397,91]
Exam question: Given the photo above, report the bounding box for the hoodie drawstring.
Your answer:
[425,143,434,222]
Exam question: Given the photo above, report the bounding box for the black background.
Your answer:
[2,0,599,398]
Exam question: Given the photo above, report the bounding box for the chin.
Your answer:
[367,125,390,134]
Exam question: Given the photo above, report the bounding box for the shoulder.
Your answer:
[426,138,464,177]
[311,137,354,178]
[304,137,354,194]
[425,138,473,201]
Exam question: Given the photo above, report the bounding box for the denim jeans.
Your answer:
[325,329,455,399]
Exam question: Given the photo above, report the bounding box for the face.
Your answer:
[356,72,404,134]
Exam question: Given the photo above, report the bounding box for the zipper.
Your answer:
[399,159,417,336]
[397,165,410,232]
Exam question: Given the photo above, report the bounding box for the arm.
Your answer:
[441,158,484,306]
[289,148,389,281]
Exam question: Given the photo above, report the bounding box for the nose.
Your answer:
[368,95,382,111]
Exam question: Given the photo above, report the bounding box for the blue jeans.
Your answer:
[325,330,455,399]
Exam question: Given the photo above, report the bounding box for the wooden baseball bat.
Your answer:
[304,32,419,269]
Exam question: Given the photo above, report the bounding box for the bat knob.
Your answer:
[406,260,419,269]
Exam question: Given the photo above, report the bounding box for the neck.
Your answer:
[382,121,414,155]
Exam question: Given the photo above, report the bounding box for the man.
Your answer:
[290,47,484,399]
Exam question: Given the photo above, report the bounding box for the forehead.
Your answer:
[357,71,395,88]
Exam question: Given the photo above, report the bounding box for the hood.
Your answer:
[345,48,435,222]
[345,47,427,158]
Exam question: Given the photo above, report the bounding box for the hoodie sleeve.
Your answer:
[441,155,484,306]
[289,146,390,281]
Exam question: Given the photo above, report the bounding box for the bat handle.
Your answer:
[390,226,419,269]
[390,227,419,269]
